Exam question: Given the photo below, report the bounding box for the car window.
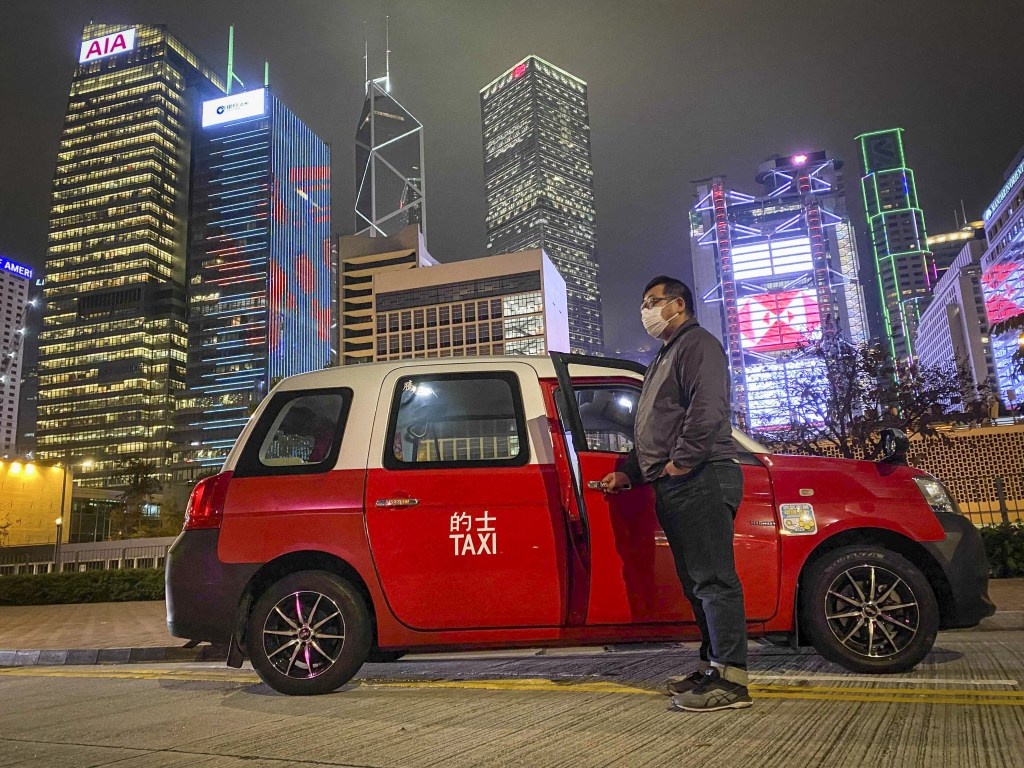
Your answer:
[386,373,528,468]
[235,388,352,477]
[572,386,638,453]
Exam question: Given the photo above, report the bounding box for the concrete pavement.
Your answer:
[0,579,1020,665]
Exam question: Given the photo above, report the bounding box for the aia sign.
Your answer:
[79,28,137,63]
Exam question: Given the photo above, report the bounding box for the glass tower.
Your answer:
[856,128,933,360]
[481,56,603,355]
[690,151,870,430]
[38,24,224,487]
[355,76,426,238]
[175,88,332,482]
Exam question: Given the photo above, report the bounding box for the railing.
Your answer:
[0,539,174,577]
[945,475,1024,526]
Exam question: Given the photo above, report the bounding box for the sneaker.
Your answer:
[665,666,710,696]
[669,669,752,712]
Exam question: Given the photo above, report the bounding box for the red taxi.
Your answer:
[166,354,995,695]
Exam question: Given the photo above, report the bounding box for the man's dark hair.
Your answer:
[643,275,693,315]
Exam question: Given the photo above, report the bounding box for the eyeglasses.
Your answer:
[640,296,677,311]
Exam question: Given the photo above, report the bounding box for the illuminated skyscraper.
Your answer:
[856,128,933,360]
[355,57,426,238]
[481,56,603,354]
[690,151,869,429]
[38,24,224,486]
[174,87,331,482]
[1,258,33,455]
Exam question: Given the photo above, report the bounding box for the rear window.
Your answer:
[385,372,528,469]
[234,388,353,477]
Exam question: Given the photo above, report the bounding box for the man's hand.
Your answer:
[661,461,691,478]
[599,471,632,494]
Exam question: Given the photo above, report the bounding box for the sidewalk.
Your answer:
[0,579,1021,666]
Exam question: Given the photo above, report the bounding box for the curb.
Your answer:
[978,611,1024,631]
[0,644,227,668]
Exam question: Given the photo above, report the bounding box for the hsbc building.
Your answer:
[690,151,869,430]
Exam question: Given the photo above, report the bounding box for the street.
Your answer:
[1,630,1022,768]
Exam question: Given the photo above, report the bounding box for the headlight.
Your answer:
[913,476,958,516]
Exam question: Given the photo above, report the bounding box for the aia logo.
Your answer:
[79,29,137,63]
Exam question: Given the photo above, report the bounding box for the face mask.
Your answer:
[641,303,676,338]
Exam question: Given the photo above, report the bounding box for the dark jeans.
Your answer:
[654,461,746,670]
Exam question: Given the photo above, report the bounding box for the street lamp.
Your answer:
[54,516,63,573]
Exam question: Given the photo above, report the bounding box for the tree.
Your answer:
[753,340,983,460]
[111,459,162,539]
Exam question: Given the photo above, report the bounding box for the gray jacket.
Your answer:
[624,317,736,484]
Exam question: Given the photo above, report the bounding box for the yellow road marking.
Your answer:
[2,667,1023,706]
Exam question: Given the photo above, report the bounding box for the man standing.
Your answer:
[601,276,750,712]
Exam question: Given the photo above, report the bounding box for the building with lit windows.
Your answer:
[856,128,933,360]
[339,224,436,365]
[372,250,569,361]
[928,221,986,285]
[916,240,996,390]
[1,258,32,455]
[173,87,331,483]
[690,151,870,430]
[355,66,426,238]
[481,56,602,354]
[38,24,224,486]
[980,146,1024,404]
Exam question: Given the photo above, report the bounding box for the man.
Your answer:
[601,276,750,712]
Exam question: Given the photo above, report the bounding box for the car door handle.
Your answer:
[375,498,420,508]
[586,480,631,491]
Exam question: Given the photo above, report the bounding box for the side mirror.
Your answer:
[878,428,910,465]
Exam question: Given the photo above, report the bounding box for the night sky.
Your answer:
[2,0,1023,357]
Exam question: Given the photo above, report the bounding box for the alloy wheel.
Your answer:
[823,564,919,659]
[262,590,347,679]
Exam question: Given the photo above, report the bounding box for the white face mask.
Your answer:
[641,303,676,338]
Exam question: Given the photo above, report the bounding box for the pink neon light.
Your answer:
[512,63,527,79]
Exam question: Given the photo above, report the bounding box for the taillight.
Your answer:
[183,471,233,531]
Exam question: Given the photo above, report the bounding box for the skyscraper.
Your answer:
[481,55,603,354]
[0,258,32,455]
[355,61,426,238]
[856,128,933,360]
[38,24,224,486]
[690,151,869,429]
[175,87,332,482]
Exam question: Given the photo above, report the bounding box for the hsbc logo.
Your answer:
[79,29,137,63]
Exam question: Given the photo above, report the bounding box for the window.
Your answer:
[235,388,352,477]
[386,373,528,468]
[565,385,639,453]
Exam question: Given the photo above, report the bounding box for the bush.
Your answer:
[979,523,1024,578]
[0,568,164,606]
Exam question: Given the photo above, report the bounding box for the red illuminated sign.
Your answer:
[512,63,527,79]
[79,29,136,63]
[738,290,821,352]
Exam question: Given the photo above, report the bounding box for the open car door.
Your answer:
[550,352,781,626]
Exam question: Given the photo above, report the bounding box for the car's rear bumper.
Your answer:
[922,512,997,629]
[165,529,259,643]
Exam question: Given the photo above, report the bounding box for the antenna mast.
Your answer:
[385,15,391,92]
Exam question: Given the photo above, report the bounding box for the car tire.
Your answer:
[247,570,372,695]
[802,545,939,673]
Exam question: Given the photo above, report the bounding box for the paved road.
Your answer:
[1,631,1023,768]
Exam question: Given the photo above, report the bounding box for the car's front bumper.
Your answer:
[922,512,997,629]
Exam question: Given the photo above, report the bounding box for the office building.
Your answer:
[481,56,602,354]
[856,128,933,360]
[690,151,870,429]
[928,221,986,284]
[174,87,332,482]
[980,147,1024,402]
[339,224,436,365]
[1,258,32,455]
[372,250,569,361]
[355,65,426,238]
[916,240,996,389]
[15,277,44,459]
[38,24,224,486]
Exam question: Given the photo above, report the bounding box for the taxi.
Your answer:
[166,353,995,695]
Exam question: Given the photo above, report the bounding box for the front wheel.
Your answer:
[247,570,372,695]
[802,545,939,673]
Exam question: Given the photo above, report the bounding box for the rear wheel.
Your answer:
[802,545,939,673]
[247,570,372,695]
